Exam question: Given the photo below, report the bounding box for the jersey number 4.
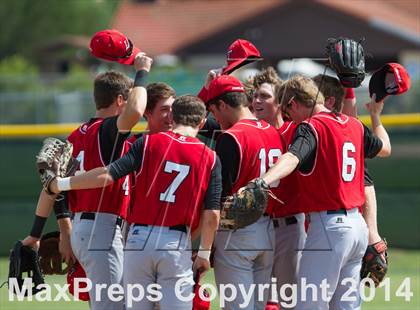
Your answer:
[159,161,190,203]
[342,142,356,182]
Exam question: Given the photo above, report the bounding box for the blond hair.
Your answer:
[276,74,324,109]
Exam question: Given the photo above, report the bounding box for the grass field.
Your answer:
[0,249,418,310]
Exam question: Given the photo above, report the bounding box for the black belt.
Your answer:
[273,216,298,227]
[326,209,347,215]
[133,223,187,233]
[80,212,123,227]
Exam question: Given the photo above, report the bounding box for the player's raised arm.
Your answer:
[117,53,152,132]
[342,88,357,117]
[365,94,391,157]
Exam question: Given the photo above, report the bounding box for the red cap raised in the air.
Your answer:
[369,63,411,102]
[222,39,262,74]
[90,29,140,65]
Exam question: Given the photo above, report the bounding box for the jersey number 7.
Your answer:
[159,161,190,203]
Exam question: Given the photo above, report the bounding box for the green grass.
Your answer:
[0,249,418,309]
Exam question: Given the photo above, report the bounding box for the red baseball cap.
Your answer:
[369,63,411,102]
[206,75,245,104]
[90,29,140,65]
[67,261,90,301]
[193,272,211,310]
[222,39,263,74]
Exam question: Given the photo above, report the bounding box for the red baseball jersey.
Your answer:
[67,119,131,217]
[128,132,216,231]
[299,112,365,212]
[271,121,305,217]
[223,119,284,216]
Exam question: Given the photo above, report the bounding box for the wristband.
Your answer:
[54,193,71,220]
[345,88,355,99]
[30,215,47,239]
[197,246,211,261]
[56,177,71,191]
[133,70,149,87]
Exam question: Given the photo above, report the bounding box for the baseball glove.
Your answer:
[39,231,69,275]
[36,138,78,195]
[360,239,388,287]
[220,178,269,230]
[326,37,365,88]
[7,241,45,296]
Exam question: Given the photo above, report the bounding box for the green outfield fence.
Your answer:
[0,124,419,256]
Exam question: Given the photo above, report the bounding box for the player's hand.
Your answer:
[59,232,76,266]
[193,256,210,276]
[366,94,384,117]
[134,52,153,72]
[22,235,40,250]
[204,68,222,89]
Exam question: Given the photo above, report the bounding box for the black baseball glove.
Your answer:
[220,178,269,230]
[7,241,45,296]
[36,138,78,194]
[360,239,388,287]
[326,37,366,88]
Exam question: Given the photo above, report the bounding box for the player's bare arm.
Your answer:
[49,166,113,193]
[21,190,58,249]
[366,94,391,157]
[117,53,152,132]
[342,88,357,117]
[49,136,143,193]
[57,217,75,265]
[193,209,220,276]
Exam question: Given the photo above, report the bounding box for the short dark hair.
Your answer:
[146,82,176,113]
[207,92,248,109]
[172,95,206,127]
[313,74,345,113]
[93,71,132,110]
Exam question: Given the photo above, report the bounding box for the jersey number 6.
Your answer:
[342,142,356,182]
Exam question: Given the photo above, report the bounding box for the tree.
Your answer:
[0,0,118,60]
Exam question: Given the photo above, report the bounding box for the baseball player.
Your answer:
[254,75,390,310]
[67,63,150,310]
[251,67,306,309]
[205,75,284,310]
[31,54,151,310]
[313,74,391,287]
[47,95,222,310]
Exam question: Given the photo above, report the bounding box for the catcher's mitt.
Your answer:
[36,138,78,194]
[360,239,388,287]
[39,231,69,275]
[7,241,45,296]
[220,178,269,230]
[326,37,365,88]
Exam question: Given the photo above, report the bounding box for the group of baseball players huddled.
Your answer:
[11,29,411,310]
